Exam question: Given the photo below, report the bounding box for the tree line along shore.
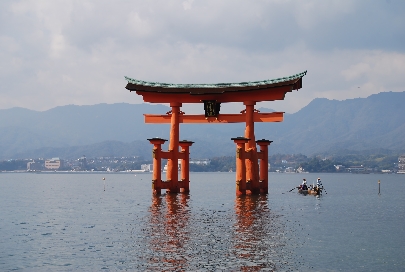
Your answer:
[1,153,403,174]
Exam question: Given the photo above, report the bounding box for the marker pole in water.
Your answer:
[378,180,380,195]
[103,177,106,191]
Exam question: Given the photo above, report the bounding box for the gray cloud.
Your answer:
[0,0,404,114]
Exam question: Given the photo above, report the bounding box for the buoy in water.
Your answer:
[102,177,105,180]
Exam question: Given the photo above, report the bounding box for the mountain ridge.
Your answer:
[1,91,404,160]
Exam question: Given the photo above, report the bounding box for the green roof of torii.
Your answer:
[125,71,307,90]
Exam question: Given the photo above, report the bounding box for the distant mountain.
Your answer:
[1,91,404,160]
[257,91,405,154]
[0,103,170,159]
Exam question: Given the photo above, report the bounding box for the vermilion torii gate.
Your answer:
[125,71,306,195]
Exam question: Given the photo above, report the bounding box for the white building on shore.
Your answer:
[398,155,405,174]
[45,158,63,170]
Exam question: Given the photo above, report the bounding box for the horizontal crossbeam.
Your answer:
[144,112,283,124]
[136,87,290,103]
[158,180,187,189]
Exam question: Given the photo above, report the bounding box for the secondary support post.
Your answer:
[147,137,167,195]
[256,139,272,194]
[232,137,272,195]
[232,137,250,195]
[179,140,194,193]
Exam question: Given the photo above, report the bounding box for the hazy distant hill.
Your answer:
[259,91,405,154]
[1,91,404,160]
[0,103,170,159]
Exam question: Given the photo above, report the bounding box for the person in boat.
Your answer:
[316,178,322,188]
[301,179,308,190]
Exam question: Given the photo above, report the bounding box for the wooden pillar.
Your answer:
[232,137,250,196]
[179,140,194,193]
[244,101,260,194]
[256,139,272,194]
[147,137,167,195]
[166,102,182,193]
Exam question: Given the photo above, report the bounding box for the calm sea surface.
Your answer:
[0,172,404,271]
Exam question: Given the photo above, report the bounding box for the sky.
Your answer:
[1,0,404,114]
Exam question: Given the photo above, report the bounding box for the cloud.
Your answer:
[0,0,404,114]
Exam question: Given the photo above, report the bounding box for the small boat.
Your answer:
[297,186,322,195]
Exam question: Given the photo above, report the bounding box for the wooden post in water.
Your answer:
[179,140,194,193]
[244,101,260,194]
[232,137,250,196]
[166,102,182,194]
[148,137,167,195]
[256,139,273,194]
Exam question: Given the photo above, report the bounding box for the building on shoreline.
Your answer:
[27,160,43,171]
[141,164,152,172]
[398,155,405,174]
[347,165,365,173]
[190,159,211,165]
[45,158,63,170]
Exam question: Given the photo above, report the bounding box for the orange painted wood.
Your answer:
[177,152,186,160]
[148,138,167,195]
[144,112,284,124]
[166,104,180,193]
[151,146,162,195]
[259,148,268,194]
[257,140,272,194]
[232,137,249,196]
[160,151,172,160]
[244,103,260,194]
[179,149,189,193]
[179,141,193,193]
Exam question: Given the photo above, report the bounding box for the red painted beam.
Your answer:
[136,86,291,103]
[144,112,284,124]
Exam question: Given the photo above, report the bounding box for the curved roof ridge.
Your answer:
[125,71,307,89]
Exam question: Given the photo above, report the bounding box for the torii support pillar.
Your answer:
[147,137,167,195]
[232,137,272,195]
[256,139,273,194]
[232,137,249,196]
[244,101,260,194]
[179,140,194,193]
[166,102,182,194]
[148,138,193,194]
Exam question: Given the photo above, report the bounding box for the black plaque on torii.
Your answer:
[203,100,221,117]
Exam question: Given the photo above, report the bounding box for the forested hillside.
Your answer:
[0,91,404,160]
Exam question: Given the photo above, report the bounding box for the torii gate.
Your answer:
[125,71,306,195]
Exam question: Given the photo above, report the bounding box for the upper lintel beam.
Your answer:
[136,87,290,103]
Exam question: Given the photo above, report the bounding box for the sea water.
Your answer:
[0,172,404,271]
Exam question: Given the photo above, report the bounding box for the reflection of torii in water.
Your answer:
[125,71,306,195]
[138,194,293,270]
[232,195,292,270]
[143,194,190,269]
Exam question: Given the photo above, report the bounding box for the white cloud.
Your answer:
[182,0,194,11]
[341,51,405,90]
[293,0,354,29]
[50,34,68,58]
[127,12,153,37]
[0,0,404,114]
